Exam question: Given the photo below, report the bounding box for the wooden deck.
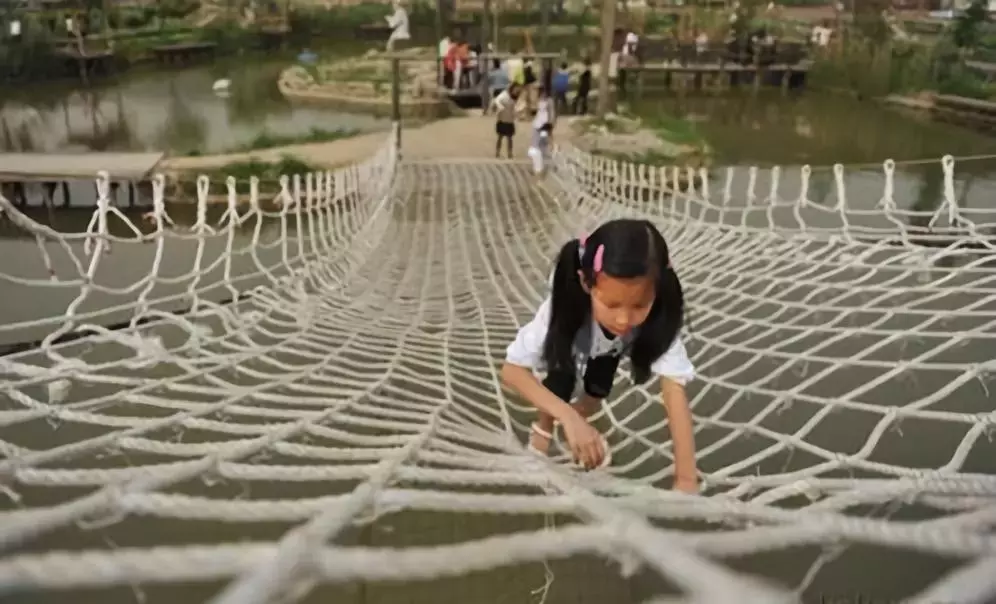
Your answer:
[151,41,217,64]
[634,60,812,74]
[0,152,164,183]
[53,47,115,60]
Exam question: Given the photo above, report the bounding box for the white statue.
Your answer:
[385,1,410,52]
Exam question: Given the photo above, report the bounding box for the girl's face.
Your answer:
[580,271,656,337]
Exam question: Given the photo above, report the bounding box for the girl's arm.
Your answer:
[650,336,699,492]
[501,363,605,467]
[501,363,578,424]
[661,377,698,492]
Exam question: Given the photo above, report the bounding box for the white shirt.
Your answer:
[386,7,410,40]
[492,90,516,123]
[532,97,553,130]
[505,296,696,385]
[811,26,831,47]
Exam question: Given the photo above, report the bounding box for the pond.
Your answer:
[631,92,996,213]
[0,47,389,156]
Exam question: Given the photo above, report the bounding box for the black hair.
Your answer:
[560,61,568,69]
[539,122,553,133]
[542,219,684,385]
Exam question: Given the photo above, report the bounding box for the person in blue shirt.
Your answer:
[552,61,570,116]
[487,58,509,111]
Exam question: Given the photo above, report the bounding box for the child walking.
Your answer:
[501,219,699,493]
[491,83,520,159]
[527,122,553,177]
[527,88,554,177]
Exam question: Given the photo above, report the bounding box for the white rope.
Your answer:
[0,127,994,602]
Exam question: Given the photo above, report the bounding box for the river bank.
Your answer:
[883,92,996,133]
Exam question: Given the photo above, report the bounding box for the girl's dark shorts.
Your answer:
[496,121,515,138]
[542,354,621,403]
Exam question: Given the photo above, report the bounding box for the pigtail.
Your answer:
[629,223,684,385]
[542,238,589,373]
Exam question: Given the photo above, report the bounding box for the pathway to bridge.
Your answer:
[163,115,570,171]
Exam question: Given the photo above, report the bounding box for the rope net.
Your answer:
[0,125,995,604]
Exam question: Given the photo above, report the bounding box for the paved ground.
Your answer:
[162,114,575,172]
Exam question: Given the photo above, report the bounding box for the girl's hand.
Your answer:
[561,414,605,469]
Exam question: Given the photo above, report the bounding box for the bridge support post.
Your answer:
[391,57,402,156]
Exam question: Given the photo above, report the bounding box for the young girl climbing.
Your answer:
[501,219,699,493]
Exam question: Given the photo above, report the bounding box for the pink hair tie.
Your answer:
[593,244,605,273]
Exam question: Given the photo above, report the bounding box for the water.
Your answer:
[1,51,388,156]
[632,93,996,167]
[625,92,996,219]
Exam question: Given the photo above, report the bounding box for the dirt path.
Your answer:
[162,115,578,172]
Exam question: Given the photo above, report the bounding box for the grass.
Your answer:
[644,114,708,148]
[577,111,711,166]
[174,155,323,197]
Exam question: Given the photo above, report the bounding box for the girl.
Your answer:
[501,219,699,493]
[527,121,553,177]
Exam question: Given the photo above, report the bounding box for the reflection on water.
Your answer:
[1,53,388,155]
[631,92,996,213]
[634,92,996,166]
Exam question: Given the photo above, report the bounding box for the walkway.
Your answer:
[0,151,164,182]
[162,115,577,171]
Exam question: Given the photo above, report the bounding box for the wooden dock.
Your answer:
[151,42,218,65]
[0,152,164,209]
[53,46,117,78]
[629,61,811,95]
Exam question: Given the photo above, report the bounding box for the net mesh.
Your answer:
[1,125,995,604]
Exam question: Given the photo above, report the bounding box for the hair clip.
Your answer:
[593,245,605,273]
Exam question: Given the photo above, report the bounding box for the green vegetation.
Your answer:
[174,155,321,198]
[575,112,709,168]
[808,0,994,100]
[644,113,707,148]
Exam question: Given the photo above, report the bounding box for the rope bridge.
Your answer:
[0,124,995,603]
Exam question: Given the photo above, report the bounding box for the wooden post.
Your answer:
[752,47,761,95]
[540,0,550,50]
[595,0,618,118]
[391,57,402,154]
[481,0,491,111]
[435,0,444,87]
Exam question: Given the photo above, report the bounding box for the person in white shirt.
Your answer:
[527,87,555,176]
[501,219,699,493]
[490,83,521,159]
[384,1,410,52]
[810,21,833,48]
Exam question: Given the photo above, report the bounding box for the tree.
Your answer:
[594,0,615,117]
[952,0,986,50]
